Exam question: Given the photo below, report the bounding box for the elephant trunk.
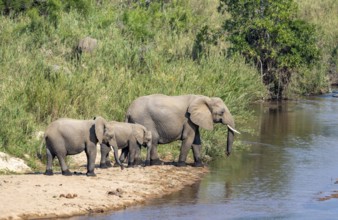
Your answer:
[222,115,240,157]
[110,146,124,170]
[226,129,234,156]
[145,142,152,166]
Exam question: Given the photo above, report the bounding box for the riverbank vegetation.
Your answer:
[0,0,337,169]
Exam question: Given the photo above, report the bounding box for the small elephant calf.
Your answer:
[100,121,152,168]
[39,117,123,176]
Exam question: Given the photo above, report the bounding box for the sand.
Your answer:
[0,165,208,220]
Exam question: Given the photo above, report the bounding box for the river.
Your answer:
[80,95,338,219]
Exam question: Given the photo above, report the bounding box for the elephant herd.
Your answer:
[39,94,240,176]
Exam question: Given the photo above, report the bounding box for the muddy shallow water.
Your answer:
[77,95,338,219]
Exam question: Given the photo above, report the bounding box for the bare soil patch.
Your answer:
[0,165,208,220]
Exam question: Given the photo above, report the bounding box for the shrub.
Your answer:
[218,0,321,100]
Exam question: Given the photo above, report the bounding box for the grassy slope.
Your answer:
[1,0,337,169]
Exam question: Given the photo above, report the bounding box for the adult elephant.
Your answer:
[125,94,240,167]
[39,116,123,176]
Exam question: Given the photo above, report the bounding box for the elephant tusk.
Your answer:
[227,125,240,134]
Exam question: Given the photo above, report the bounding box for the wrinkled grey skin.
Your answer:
[125,94,237,167]
[40,117,122,176]
[100,121,152,168]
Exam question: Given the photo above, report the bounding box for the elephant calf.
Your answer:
[39,117,123,176]
[100,121,152,168]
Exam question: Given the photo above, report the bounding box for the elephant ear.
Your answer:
[105,123,119,148]
[95,116,107,144]
[188,97,213,130]
[133,125,145,145]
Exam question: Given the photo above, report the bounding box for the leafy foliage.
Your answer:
[0,0,33,15]
[219,0,320,99]
[0,0,91,29]
[192,25,221,61]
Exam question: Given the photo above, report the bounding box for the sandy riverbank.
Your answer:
[0,165,208,220]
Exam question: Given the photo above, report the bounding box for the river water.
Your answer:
[83,95,338,219]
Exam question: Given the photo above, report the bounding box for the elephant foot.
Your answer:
[133,158,143,166]
[86,171,96,177]
[144,160,151,166]
[106,161,113,167]
[100,163,108,169]
[113,163,122,167]
[176,161,187,167]
[150,158,163,166]
[193,161,204,167]
[44,169,54,176]
[62,169,72,176]
[127,162,137,168]
[100,161,113,168]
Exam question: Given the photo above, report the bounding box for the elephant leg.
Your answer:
[177,137,194,167]
[105,153,112,167]
[192,144,203,167]
[150,135,162,165]
[100,143,111,169]
[85,146,97,177]
[44,148,55,175]
[119,148,128,164]
[56,154,72,176]
[133,146,142,166]
[128,145,136,167]
[192,129,203,167]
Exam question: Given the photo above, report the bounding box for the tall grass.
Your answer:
[3,0,336,167]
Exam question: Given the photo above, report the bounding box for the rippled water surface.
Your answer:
[81,95,338,219]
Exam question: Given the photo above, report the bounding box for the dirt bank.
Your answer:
[0,165,208,220]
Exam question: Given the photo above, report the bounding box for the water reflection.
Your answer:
[78,96,338,219]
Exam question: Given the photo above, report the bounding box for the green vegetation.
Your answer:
[0,0,337,169]
[292,0,338,95]
[218,0,320,99]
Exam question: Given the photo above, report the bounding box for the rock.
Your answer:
[59,193,78,199]
[0,152,32,173]
[107,188,124,197]
[77,37,98,54]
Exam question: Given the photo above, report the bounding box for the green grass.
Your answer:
[1,0,337,169]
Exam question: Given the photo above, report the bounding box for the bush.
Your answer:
[218,0,321,99]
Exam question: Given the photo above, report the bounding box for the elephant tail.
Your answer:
[36,135,46,160]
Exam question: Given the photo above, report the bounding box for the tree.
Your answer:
[218,0,320,99]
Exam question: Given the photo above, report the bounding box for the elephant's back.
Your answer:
[45,118,92,137]
[110,121,132,135]
[127,95,194,120]
[126,95,189,142]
